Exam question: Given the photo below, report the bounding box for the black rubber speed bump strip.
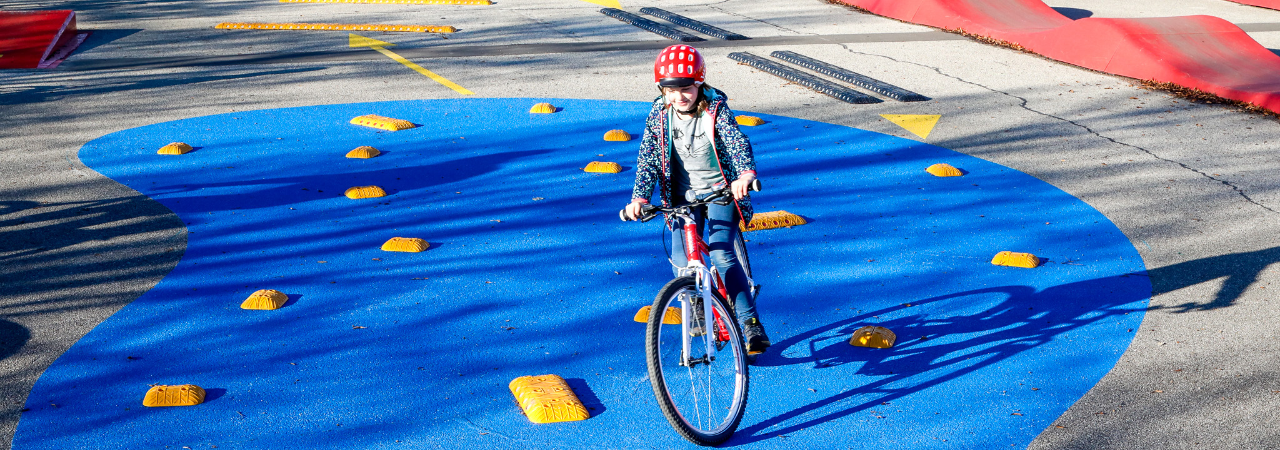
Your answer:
[639,7,749,40]
[728,52,881,104]
[770,51,929,102]
[601,8,704,42]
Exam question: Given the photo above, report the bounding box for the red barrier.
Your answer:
[837,0,1280,113]
[0,10,78,69]
[1226,0,1280,10]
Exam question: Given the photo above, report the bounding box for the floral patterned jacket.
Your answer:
[631,86,757,224]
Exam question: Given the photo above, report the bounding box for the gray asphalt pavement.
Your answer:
[3,0,1280,448]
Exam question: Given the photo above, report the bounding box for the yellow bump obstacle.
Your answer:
[633,305,682,324]
[350,114,416,131]
[583,161,622,173]
[241,289,288,310]
[157,142,193,155]
[142,385,206,407]
[345,186,387,199]
[849,325,896,348]
[280,0,491,4]
[509,374,590,424]
[381,237,430,252]
[926,163,963,177]
[740,210,807,232]
[346,146,381,158]
[735,115,765,126]
[215,22,456,33]
[529,103,556,114]
[603,129,631,141]
[991,251,1040,268]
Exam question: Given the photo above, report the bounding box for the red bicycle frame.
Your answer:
[680,221,733,343]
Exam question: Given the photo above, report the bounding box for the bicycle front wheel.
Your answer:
[646,276,749,446]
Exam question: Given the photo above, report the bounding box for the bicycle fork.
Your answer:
[680,265,711,368]
[680,264,730,368]
[676,215,733,368]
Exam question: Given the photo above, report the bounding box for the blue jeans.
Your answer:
[668,200,759,325]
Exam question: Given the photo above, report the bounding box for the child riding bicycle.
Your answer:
[624,45,771,355]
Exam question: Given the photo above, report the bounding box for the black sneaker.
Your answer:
[742,318,771,355]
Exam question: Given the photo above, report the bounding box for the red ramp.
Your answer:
[838,0,1280,113]
[1227,0,1280,10]
[0,10,81,69]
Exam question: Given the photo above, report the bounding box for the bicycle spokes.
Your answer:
[646,277,749,445]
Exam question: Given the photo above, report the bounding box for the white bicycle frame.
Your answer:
[671,209,731,368]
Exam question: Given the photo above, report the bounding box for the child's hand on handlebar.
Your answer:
[731,173,757,200]
[625,199,648,221]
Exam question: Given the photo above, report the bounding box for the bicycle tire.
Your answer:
[646,276,750,446]
[733,232,761,300]
[733,232,752,280]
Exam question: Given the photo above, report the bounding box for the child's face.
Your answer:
[663,84,700,113]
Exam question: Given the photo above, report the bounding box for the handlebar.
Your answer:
[619,179,762,222]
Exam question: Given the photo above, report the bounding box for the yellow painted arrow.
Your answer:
[881,114,940,140]
[349,33,473,95]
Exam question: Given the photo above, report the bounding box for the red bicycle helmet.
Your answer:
[654,45,705,88]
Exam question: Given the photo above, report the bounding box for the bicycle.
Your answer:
[619,181,761,446]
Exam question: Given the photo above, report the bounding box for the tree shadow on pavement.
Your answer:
[0,320,30,364]
[71,29,143,54]
[0,193,185,450]
[0,67,325,107]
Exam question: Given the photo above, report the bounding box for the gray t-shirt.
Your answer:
[669,109,725,198]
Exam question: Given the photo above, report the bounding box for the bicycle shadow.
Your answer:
[727,272,1149,445]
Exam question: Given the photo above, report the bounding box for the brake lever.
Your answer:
[639,204,658,222]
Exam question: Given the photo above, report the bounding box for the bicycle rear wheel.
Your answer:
[733,232,760,300]
[646,276,749,446]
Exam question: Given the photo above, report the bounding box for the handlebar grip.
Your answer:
[751,179,762,192]
[620,205,658,222]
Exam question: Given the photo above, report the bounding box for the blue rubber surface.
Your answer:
[15,98,1149,449]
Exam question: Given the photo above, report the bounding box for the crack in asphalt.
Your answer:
[831,44,1280,215]
[707,3,806,35]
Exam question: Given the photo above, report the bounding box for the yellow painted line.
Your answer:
[881,114,941,140]
[370,47,474,95]
[281,0,490,4]
[580,0,622,7]
[216,22,454,32]
[349,34,395,48]
[349,34,474,95]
